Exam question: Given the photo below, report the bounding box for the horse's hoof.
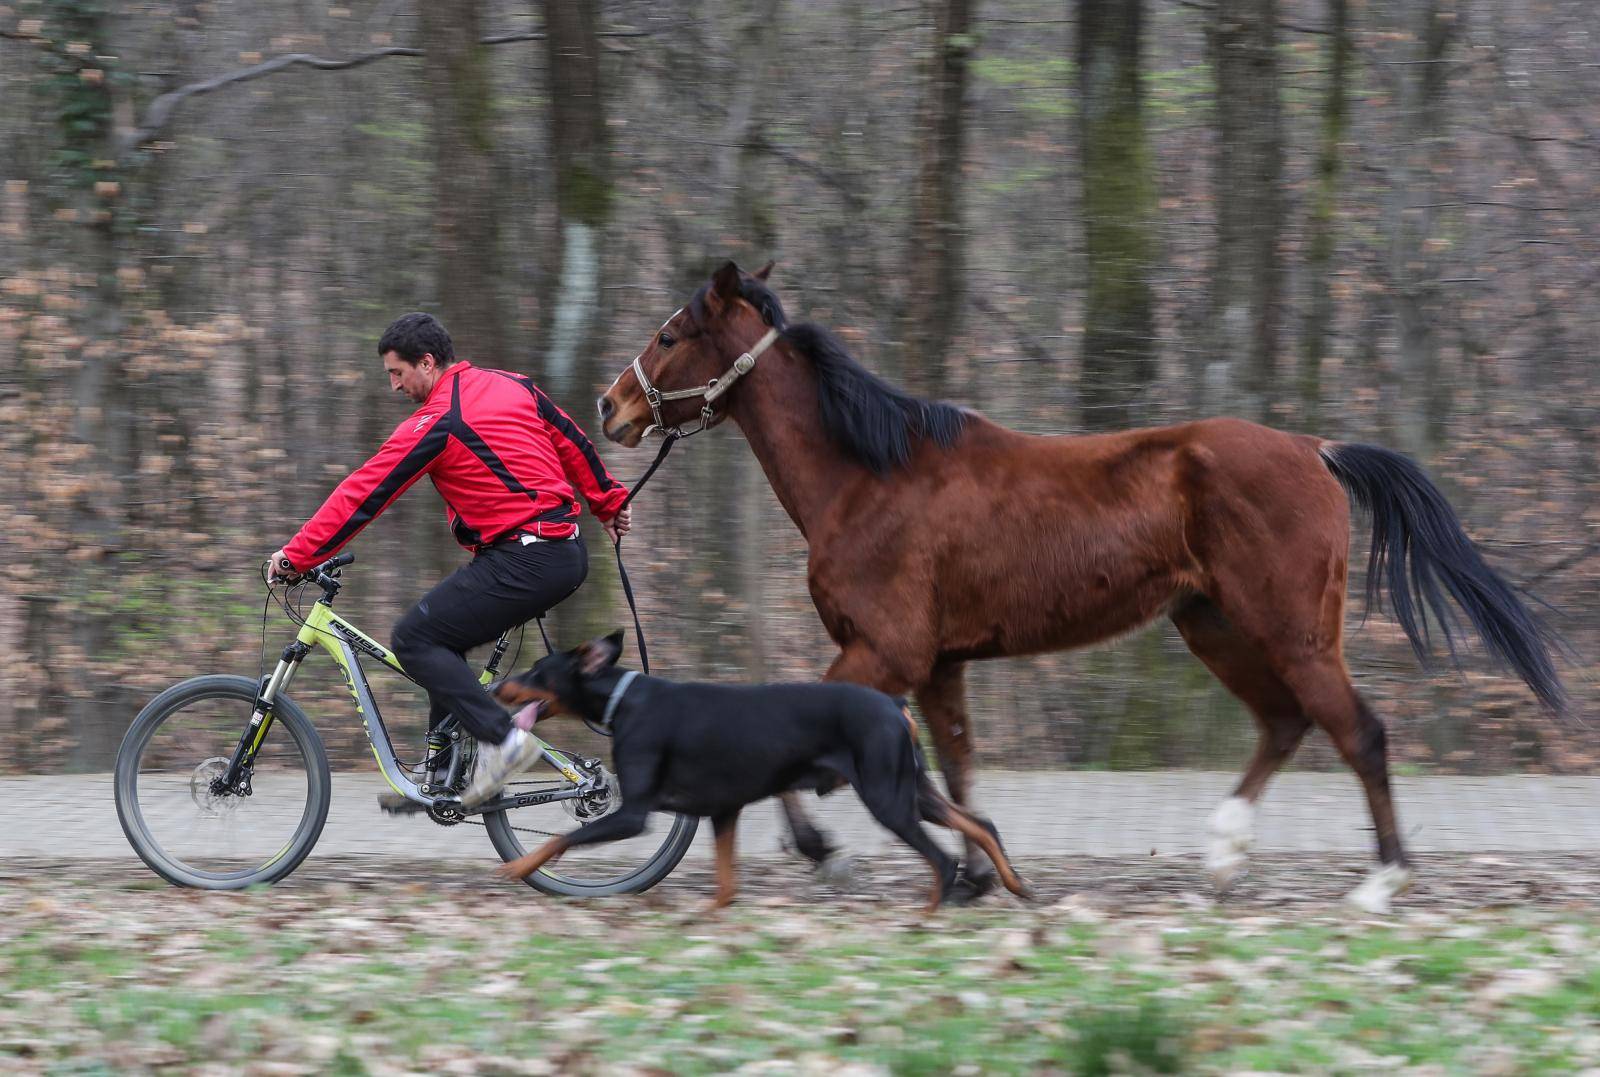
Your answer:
[943,884,978,907]
[1344,864,1413,916]
[815,852,859,890]
[1205,796,1255,893]
[948,865,998,904]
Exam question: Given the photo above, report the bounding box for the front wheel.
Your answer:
[114,675,331,889]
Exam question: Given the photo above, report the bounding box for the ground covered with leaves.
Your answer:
[5,853,1600,1075]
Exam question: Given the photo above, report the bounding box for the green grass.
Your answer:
[4,889,1600,1074]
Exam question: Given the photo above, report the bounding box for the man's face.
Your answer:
[383,350,438,404]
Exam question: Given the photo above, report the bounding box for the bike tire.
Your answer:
[482,807,698,897]
[114,675,332,890]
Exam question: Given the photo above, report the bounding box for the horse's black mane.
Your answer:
[690,275,967,475]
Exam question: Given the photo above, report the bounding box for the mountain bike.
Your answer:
[112,552,697,893]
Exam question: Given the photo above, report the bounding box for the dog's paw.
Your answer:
[814,852,860,891]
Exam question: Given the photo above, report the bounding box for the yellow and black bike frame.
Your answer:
[217,591,592,812]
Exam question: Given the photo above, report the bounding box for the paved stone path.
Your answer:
[7,770,1599,866]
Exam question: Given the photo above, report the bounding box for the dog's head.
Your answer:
[491,630,627,726]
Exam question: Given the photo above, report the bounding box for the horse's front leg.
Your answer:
[779,642,915,885]
[913,660,994,898]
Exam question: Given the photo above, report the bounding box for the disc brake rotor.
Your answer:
[189,757,237,815]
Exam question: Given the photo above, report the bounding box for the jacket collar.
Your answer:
[424,360,473,406]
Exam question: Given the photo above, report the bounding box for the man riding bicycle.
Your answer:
[266,312,631,809]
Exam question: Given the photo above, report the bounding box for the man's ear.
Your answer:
[575,631,625,677]
[753,261,775,281]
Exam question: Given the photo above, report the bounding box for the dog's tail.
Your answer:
[915,774,1032,900]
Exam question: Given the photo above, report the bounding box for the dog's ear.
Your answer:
[575,631,625,677]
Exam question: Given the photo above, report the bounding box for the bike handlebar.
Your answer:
[274,552,355,596]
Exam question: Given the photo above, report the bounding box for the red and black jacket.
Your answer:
[282,361,627,571]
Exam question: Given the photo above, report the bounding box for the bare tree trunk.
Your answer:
[421,0,506,363]
[1386,0,1456,457]
[543,0,611,400]
[1206,0,1284,420]
[1077,0,1157,431]
[900,0,974,400]
[714,0,782,682]
[1299,0,1350,430]
[543,0,616,645]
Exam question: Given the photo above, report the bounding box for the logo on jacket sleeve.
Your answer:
[414,413,437,433]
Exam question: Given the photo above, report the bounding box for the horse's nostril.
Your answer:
[598,395,616,421]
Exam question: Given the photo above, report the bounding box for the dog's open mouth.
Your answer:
[511,698,548,732]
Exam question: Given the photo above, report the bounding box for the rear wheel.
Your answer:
[114,675,331,889]
[480,733,696,896]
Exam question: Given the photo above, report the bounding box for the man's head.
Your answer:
[378,312,456,403]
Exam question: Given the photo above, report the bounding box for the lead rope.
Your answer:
[532,431,680,675]
[612,432,680,675]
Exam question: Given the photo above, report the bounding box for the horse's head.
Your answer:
[598,260,781,446]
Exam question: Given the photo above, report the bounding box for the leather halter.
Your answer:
[630,326,782,438]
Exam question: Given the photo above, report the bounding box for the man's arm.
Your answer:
[272,409,450,573]
[532,386,630,524]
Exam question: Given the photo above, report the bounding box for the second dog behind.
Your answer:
[491,631,1031,911]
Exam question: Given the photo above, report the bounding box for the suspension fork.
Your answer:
[218,641,311,790]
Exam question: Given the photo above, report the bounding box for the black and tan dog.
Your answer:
[491,631,1030,911]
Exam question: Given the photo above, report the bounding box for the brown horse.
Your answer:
[597,262,1566,913]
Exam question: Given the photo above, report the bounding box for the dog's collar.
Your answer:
[599,670,640,729]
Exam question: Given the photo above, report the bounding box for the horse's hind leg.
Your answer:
[1279,658,1412,913]
[1184,600,1411,911]
[914,661,995,896]
[1172,596,1312,892]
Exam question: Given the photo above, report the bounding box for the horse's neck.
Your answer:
[727,348,845,540]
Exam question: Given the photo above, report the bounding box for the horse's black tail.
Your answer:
[1320,441,1567,713]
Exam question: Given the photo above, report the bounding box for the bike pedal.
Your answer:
[377,791,427,816]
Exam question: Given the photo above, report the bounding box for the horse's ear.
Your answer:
[709,260,743,311]
[753,261,775,281]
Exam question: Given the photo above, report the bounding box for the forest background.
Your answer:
[1,0,1595,775]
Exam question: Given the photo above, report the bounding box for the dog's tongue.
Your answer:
[511,700,546,732]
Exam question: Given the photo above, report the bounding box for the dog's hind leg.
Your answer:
[852,777,959,912]
[918,782,1032,901]
[707,810,741,913]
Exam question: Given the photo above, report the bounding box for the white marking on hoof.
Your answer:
[1344,864,1414,916]
[1206,796,1255,892]
[815,853,859,891]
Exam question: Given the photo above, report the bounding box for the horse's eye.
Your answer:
[659,332,676,349]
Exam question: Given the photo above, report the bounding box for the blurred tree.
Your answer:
[1076,0,1157,431]
[420,0,507,363]
[542,0,611,400]
[1206,0,1284,420]
[901,0,975,399]
[1386,0,1456,457]
[543,0,619,645]
[1299,0,1350,430]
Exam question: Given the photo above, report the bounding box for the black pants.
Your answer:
[390,536,588,744]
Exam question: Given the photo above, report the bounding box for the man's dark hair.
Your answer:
[378,312,455,366]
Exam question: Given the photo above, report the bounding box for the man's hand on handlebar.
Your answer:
[265,548,302,583]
